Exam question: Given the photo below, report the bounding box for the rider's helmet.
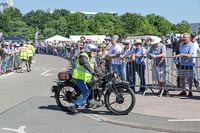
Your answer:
[84,43,98,52]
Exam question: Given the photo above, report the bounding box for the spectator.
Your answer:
[120,39,134,83]
[2,42,11,72]
[148,37,167,95]
[133,39,147,94]
[176,33,195,97]
[172,35,183,88]
[144,36,152,51]
[190,33,200,90]
[104,36,112,50]
[108,35,125,80]
[80,36,86,53]
[13,43,21,70]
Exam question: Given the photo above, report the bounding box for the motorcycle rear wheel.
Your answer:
[55,82,79,112]
[105,84,136,115]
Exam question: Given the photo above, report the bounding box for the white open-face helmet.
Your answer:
[84,43,98,52]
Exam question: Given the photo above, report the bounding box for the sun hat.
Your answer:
[124,39,131,44]
[134,39,142,45]
[151,37,161,44]
[112,35,119,40]
[104,36,111,40]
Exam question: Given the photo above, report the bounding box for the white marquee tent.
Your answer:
[44,35,70,43]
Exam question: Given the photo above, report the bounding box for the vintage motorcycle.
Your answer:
[51,69,136,115]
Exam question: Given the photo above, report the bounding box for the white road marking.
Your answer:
[83,114,104,122]
[168,119,200,122]
[49,68,57,70]
[40,70,54,77]
[2,126,27,133]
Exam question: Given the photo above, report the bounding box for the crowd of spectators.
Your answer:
[1,33,200,97]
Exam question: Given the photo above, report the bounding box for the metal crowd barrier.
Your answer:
[1,53,14,74]
[134,56,200,97]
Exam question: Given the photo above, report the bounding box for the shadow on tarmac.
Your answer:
[38,105,62,112]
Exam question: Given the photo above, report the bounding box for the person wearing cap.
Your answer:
[190,33,200,91]
[120,39,134,83]
[26,41,35,72]
[132,39,147,94]
[176,33,195,97]
[104,36,112,50]
[147,36,168,96]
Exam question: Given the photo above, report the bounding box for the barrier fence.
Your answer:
[0,53,15,74]
[137,56,200,97]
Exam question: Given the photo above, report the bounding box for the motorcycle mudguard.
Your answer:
[104,82,129,94]
[52,80,77,93]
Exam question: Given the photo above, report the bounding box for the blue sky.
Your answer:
[8,0,200,24]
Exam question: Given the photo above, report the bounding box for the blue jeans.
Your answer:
[13,55,21,68]
[193,65,200,88]
[111,63,126,81]
[136,64,146,92]
[73,79,90,106]
[132,62,136,89]
[126,62,132,83]
[2,56,10,71]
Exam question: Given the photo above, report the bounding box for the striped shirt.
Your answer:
[108,44,122,64]
[122,46,134,62]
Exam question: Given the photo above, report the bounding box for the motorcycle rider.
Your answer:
[69,43,102,113]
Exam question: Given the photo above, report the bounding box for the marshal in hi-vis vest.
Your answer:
[72,52,94,82]
[19,46,28,60]
[26,44,35,57]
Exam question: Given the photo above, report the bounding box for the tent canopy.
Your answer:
[44,35,70,42]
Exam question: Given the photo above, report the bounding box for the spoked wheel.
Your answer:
[55,82,80,111]
[105,85,136,115]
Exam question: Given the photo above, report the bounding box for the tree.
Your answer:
[146,14,173,35]
[90,13,121,35]
[176,20,190,33]
[0,13,9,34]
[67,12,88,35]
[23,10,52,32]
[121,13,155,36]
[3,7,23,20]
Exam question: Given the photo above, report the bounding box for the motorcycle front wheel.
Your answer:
[55,82,80,112]
[105,84,136,115]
